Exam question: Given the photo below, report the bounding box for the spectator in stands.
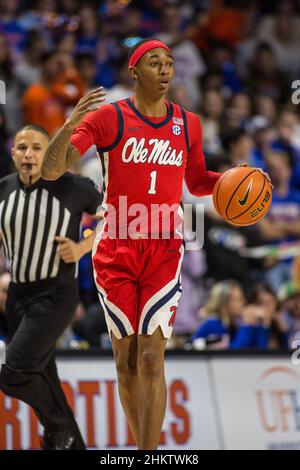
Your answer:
[139,0,164,37]
[201,69,224,94]
[157,2,206,109]
[230,92,252,123]
[0,33,23,134]
[222,91,253,130]
[104,55,134,103]
[275,108,300,151]
[278,281,300,348]
[257,0,300,77]
[252,283,289,348]
[56,32,77,56]
[22,50,85,135]
[77,5,99,54]
[190,0,247,52]
[121,8,143,38]
[221,128,254,166]
[207,41,242,94]
[75,52,97,91]
[254,94,278,126]
[0,0,26,62]
[246,42,290,103]
[192,280,273,349]
[0,106,11,178]
[258,150,300,290]
[236,2,261,78]
[200,90,224,154]
[271,108,300,190]
[202,207,260,289]
[14,29,46,90]
[247,116,274,168]
[59,0,78,16]
[173,216,206,339]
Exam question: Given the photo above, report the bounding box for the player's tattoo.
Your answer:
[42,125,80,180]
[66,145,81,168]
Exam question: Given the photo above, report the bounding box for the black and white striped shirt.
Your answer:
[0,172,101,283]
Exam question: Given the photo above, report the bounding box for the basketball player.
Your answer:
[0,124,101,449]
[41,39,268,449]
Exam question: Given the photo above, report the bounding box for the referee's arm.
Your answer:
[42,88,106,181]
[55,211,103,263]
[55,229,95,264]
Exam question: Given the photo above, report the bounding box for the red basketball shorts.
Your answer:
[92,237,184,339]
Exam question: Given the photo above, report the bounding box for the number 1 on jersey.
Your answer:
[148,170,157,195]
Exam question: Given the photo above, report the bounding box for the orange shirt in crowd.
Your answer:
[22,69,85,136]
[22,84,66,135]
[190,7,246,52]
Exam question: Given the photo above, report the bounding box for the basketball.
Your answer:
[213,167,272,226]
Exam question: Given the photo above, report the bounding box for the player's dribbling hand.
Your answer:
[237,162,273,188]
[55,236,85,263]
[65,87,106,129]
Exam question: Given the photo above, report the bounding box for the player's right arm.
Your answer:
[41,87,106,181]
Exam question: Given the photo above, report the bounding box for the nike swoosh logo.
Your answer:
[238,178,253,206]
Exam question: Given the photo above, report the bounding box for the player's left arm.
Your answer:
[184,114,221,196]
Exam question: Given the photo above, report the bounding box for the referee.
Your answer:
[0,124,101,449]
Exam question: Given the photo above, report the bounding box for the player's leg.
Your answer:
[137,327,167,450]
[136,239,184,449]
[95,282,139,446]
[111,333,140,447]
[93,238,140,445]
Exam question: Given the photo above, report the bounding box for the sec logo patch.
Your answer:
[172,125,181,135]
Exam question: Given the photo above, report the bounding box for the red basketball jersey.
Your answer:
[71,97,220,236]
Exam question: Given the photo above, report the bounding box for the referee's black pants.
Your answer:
[0,276,85,449]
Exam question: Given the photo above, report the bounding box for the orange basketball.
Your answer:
[212,167,272,226]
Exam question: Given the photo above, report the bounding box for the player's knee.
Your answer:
[139,348,162,379]
[115,360,138,387]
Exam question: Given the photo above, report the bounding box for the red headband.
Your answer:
[128,40,171,68]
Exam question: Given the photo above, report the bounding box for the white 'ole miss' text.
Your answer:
[121,137,183,167]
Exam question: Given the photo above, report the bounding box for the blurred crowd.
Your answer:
[1,0,300,351]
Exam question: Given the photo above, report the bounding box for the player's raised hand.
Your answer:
[65,87,106,129]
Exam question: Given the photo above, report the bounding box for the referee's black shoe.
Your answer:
[40,429,75,450]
